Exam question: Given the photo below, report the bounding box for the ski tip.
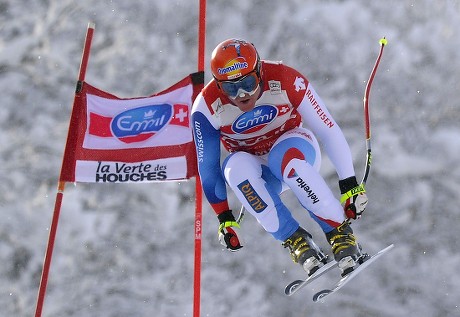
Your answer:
[385,243,395,251]
[313,290,331,303]
[284,280,302,296]
[379,37,388,46]
[284,288,293,296]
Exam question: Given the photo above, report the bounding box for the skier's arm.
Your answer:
[297,84,355,180]
[191,110,230,214]
[297,84,368,218]
[192,96,244,249]
[191,100,244,249]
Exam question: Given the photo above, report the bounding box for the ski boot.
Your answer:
[326,221,365,276]
[283,227,328,276]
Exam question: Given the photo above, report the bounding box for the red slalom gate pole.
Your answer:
[34,22,95,317]
[193,1,206,317]
[193,175,203,317]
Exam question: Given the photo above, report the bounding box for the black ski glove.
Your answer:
[339,176,368,220]
[217,210,243,251]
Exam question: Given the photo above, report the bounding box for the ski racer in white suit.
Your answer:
[191,39,368,275]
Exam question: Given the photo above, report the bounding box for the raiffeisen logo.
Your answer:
[232,105,278,134]
[218,57,248,79]
[111,104,172,143]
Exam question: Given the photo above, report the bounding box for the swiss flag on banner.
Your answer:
[60,72,204,183]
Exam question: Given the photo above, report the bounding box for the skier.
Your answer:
[191,38,368,276]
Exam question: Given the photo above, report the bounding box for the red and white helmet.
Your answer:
[210,39,260,81]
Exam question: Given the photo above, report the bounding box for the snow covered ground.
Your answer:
[1,1,460,316]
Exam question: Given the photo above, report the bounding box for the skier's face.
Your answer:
[229,84,261,112]
[218,70,261,112]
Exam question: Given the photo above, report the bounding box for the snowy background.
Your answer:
[2,0,460,316]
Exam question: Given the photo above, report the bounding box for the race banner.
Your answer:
[35,22,207,317]
[60,72,204,183]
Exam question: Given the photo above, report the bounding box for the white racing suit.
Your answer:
[192,60,356,241]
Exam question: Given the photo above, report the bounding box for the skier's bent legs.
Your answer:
[268,128,346,233]
[222,151,298,241]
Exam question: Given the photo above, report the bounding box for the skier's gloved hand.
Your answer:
[217,210,243,252]
[339,176,368,220]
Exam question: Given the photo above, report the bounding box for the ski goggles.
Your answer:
[219,71,260,98]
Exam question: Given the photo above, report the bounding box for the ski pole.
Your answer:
[361,37,387,185]
[236,205,245,224]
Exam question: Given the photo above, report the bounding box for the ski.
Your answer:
[312,244,394,303]
[284,260,338,296]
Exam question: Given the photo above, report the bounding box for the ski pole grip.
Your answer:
[340,184,366,204]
